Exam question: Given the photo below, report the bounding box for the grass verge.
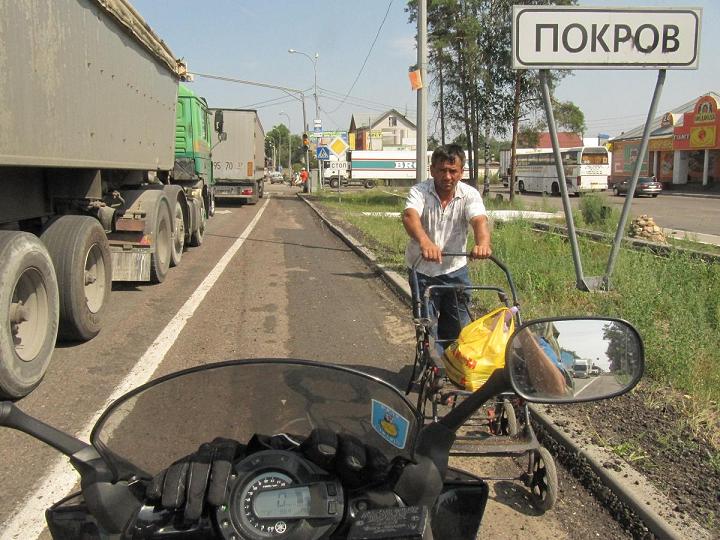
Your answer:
[311,190,720,448]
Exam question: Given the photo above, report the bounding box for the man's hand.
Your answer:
[300,429,391,488]
[470,243,492,259]
[419,239,442,263]
[146,438,245,521]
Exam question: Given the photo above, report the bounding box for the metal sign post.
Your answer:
[604,70,666,289]
[512,5,701,291]
[539,69,594,291]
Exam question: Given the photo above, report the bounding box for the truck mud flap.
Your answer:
[110,248,152,282]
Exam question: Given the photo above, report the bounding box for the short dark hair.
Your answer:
[431,144,466,167]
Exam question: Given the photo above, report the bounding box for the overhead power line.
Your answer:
[326,0,394,114]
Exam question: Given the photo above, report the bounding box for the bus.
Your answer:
[513,146,610,195]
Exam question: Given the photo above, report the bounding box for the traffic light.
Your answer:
[302,133,309,150]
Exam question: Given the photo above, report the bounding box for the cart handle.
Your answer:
[410,252,519,319]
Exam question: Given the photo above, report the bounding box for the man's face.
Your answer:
[431,156,464,197]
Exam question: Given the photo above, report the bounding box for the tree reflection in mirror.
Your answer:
[507,318,644,403]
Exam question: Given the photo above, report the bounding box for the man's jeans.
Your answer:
[409,266,472,359]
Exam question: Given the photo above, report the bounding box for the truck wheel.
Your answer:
[170,199,186,267]
[0,231,59,398]
[41,216,111,341]
[364,179,376,189]
[330,178,339,189]
[518,180,525,193]
[258,181,264,199]
[189,196,206,247]
[151,199,172,283]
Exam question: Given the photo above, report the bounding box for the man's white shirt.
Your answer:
[404,179,487,277]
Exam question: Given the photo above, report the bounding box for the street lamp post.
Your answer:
[289,48,319,193]
[266,138,276,170]
[279,111,292,175]
[288,49,319,122]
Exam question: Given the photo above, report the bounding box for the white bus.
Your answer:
[514,146,610,196]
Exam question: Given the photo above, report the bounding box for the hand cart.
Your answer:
[405,253,558,512]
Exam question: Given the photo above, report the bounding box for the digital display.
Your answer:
[253,486,312,519]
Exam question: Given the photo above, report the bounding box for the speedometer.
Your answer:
[239,471,295,536]
[216,450,343,540]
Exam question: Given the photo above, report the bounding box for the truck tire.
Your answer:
[248,183,259,205]
[364,179,376,189]
[151,198,172,283]
[330,177,339,189]
[0,231,59,399]
[189,196,206,247]
[41,216,111,341]
[170,198,186,267]
[258,180,264,199]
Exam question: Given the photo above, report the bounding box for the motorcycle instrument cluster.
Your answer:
[216,450,344,540]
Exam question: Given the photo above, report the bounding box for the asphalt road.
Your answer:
[493,187,719,236]
[0,184,630,539]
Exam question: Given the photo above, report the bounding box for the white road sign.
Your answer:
[512,6,701,70]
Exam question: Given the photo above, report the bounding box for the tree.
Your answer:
[553,100,586,136]
[408,0,577,198]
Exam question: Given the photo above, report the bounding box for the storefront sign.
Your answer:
[612,141,649,175]
[660,113,677,127]
[674,95,720,150]
[649,138,673,151]
[512,6,702,69]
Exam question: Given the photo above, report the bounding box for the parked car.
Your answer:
[612,176,662,197]
[269,172,284,184]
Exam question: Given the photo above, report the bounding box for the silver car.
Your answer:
[612,176,662,198]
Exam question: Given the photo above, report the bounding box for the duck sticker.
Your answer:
[371,399,410,449]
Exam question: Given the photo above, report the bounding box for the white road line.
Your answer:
[1,196,271,539]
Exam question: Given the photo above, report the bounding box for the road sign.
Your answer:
[512,6,701,70]
[329,137,349,158]
[316,146,330,160]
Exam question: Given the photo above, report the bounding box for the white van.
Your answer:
[573,358,591,378]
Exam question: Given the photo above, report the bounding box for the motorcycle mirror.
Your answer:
[506,317,644,403]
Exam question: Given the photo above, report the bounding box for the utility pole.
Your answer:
[416,0,427,184]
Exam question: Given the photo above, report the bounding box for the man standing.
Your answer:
[402,144,492,355]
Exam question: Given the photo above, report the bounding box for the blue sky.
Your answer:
[131,0,718,140]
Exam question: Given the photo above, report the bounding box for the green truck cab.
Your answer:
[172,84,225,218]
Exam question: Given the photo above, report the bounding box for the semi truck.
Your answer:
[210,109,266,205]
[0,0,223,398]
[323,150,468,188]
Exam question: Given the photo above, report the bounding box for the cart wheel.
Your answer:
[528,446,558,512]
[492,399,518,436]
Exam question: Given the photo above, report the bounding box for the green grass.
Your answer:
[312,190,720,438]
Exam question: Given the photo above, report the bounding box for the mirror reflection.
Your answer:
[507,318,643,402]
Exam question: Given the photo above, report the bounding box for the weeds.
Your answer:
[611,441,650,463]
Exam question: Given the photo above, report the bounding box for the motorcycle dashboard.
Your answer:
[217,450,343,540]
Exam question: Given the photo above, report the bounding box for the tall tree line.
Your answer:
[408,0,582,200]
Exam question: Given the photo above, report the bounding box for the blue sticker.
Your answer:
[371,399,410,450]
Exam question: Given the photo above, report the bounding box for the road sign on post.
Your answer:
[512,6,701,70]
[329,137,349,158]
[316,146,330,160]
[511,5,702,294]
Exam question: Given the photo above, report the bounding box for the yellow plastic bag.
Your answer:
[442,306,514,391]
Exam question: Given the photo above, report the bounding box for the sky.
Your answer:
[130,0,719,141]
